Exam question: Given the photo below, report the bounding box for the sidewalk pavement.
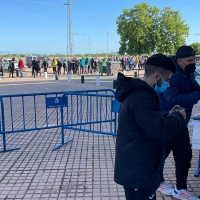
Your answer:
[0,76,199,200]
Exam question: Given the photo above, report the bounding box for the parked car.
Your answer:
[26,56,37,67]
[3,59,19,71]
[196,56,200,66]
[26,55,52,68]
[37,55,52,68]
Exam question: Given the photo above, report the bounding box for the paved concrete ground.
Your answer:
[0,72,199,200]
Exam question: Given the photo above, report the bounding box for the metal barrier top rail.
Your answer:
[0,89,115,98]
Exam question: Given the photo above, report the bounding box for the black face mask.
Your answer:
[185,63,196,73]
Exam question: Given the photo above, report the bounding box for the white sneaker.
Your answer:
[172,187,200,200]
[157,181,174,195]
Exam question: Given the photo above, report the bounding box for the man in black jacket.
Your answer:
[114,54,186,200]
[9,57,15,78]
[31,57,37,77]
[42,58,48,73]
[0,57,4,78]
[157,46,200,200]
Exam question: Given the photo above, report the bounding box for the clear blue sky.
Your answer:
[0,0,200,55]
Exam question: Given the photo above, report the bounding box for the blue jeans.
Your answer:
[19,69,23,77]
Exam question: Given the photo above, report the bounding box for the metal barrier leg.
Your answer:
[53,124,72,151]
[0,98,20,153]
[0,133,20,153]
[53,138,73,151]
[53,96,73,151]
[194,150,200,177]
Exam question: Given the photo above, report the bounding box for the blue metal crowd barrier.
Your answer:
[0,91,66,152]
[53,90,120,150]
[0,89,120,153]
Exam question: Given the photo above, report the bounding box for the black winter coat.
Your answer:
[114,73,184,192]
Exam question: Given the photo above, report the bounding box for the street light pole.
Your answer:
[107,32,109,59]
[88,39,91,57]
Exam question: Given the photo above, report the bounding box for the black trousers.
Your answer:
[32,67,36,76]
[9,70,14,77]
[57,67,61,75]
[124,186,156,200]
[0,67,3,77]
[161,127,192,190]
[52,67,56,73]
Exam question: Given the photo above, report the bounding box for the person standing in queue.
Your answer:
[42,58,48,73]
[57,59,63,76]
[0,57,4,78]
[157,46,200,200]
[18,58,24,78]
[52,58,57,74]
[31,57,37,77]
[9,57,15,78]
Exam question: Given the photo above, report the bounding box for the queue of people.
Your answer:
[0,57,25,78]
[0,55,148,78]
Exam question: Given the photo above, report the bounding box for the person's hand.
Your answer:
[169,105,186,120]
[176,108,186,120]
[169,105,180,114]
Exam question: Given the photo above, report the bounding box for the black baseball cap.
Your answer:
[176,45,196,59]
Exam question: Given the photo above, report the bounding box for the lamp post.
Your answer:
[88,39,91,57]
[107,32,109,59]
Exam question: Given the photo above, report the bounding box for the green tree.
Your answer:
[191,42,200,54]
[116,3,189,55]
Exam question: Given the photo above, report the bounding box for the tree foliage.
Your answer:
[116,3,189,55]
[191,42,200,55]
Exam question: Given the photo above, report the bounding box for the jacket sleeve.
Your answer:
[163,75,200,107]
[131,94,184,141]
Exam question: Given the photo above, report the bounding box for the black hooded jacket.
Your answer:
[114,72,184,192]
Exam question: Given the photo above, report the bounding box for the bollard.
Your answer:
[134,71,137,78]
[34,70,36,78]
[96,77,100,86]
[44,72,48,79]
[16,70,19,77]
[81,75,84,83]
[67,74,71,82]
[113,80,117,89]
[55,73,58,80]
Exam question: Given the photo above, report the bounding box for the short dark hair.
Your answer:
[145,54,176,76]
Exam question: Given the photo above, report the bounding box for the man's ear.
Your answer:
[154,72,160,80]
[177,58,181,65]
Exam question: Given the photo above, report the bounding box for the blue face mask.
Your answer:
[154,74,169,94]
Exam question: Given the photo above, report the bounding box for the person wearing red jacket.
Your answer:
[18,58,24,78]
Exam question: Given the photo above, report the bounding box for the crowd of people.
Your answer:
[43,55,148,76]
[0,57,25,78]
[0,55,148,78]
